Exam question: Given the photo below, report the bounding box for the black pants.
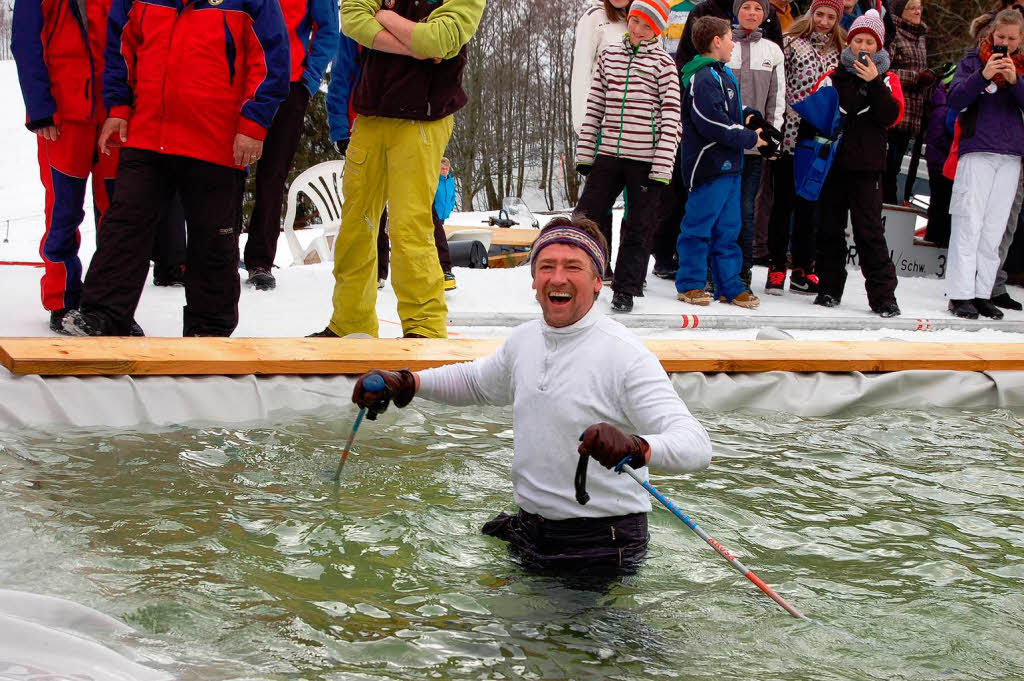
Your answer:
[767,154,816,272]
[243,82,311,270]
[81,148,245,336]
[816,166,898,309]
[883,129,912,205]
[575,155,662,297]
[376,205,452,280]
[482,508,649,576]
[925,163,953,248]
[152,190,186,279]
[651,153,686,270]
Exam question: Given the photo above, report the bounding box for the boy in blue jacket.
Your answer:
[676,16,767,308]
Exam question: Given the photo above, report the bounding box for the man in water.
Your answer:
[350,216,713,575]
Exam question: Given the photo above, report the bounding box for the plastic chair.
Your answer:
[282,160,345,265]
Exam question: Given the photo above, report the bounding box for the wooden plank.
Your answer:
[3,338,1024,376]
[488,251,531,269]
[444,225,539,247]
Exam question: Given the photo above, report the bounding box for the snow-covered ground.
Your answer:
[2,60,1023,343]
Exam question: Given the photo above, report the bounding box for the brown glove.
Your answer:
[351,369,416,415]
[577,422,648,470]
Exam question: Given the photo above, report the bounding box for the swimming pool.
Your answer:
[1,403,1022,679]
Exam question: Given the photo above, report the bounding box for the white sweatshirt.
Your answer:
[417,306,713,520]
[571,0,628,134]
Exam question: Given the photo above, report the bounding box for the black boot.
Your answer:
[246,266,276,291]
[973,298,1005,320]
[62,309,114,336]
[49,308,74,334]
[611,291,633,313]
[871,301,901,318]
[948,299,979,319]
[307,326,339,337]
[813,293,841,308]
[991,292,1022,311]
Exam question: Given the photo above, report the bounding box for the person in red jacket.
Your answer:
[62,0,291,337]
[11,0,120,333]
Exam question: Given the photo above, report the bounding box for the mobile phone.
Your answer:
[858,51,870,64]
[994,44,1009,57]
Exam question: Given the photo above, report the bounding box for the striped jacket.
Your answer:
[576,35,683,182]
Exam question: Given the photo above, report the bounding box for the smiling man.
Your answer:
[347,216,713,576]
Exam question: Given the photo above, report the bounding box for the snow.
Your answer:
[2,59,1023,344]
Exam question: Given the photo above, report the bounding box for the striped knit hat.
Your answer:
[629,0,672,35]
[809,0,844,18]
[848,8,885,47]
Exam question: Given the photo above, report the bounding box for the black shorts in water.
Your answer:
[482,508,649,577]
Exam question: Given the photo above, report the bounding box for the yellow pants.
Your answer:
[329,115,454,338]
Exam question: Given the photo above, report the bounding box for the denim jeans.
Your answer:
[738,156,763,273]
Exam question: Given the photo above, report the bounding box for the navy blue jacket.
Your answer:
[680,61,759,189]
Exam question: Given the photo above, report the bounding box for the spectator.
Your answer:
[574,0,682,313]
[923,68,955,248]
[813,9,903,317]
[839,0,861,30]
[727,0,786,288]
[676,16,767,308]
[842,0,897,47]
[945,9,1024,320]
[571,0,630,278]
[326,34,361,158]
[434,157,458,291]
[349,216,712,577]
[764,0,844,296]
[11,0,119,334]
[310,0,486,339]
[243,0,339,292]
[62,0,291,337]
[882,0,932,205]
[674,0,785,66]
[770,0,803,31]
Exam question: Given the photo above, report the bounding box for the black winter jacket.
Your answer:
[674,0,785,67]
[828,67,901,173]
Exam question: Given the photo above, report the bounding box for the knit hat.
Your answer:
[629,0,671,36]
[890,0,910,16]
[809,0,844,18]
[847,8,885,47]
[733,0,769,20]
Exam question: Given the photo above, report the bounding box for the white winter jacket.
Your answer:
[571,0,628,134]
[727,29,786,155]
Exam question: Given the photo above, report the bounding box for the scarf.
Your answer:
[979,37,1024,89]
[732,26,763,41]
[840,47,891,77]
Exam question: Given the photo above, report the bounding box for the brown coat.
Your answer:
[890,17,931,134]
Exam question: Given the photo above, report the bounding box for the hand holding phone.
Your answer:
[858,51,870,64]
[994,44,1009,57]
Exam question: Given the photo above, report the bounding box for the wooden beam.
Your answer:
[444,225,539,247]
[2,338,1024,376]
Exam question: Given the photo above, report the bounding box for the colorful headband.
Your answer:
[530,226,607,277]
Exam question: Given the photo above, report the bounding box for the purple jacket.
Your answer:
[925,79,953,168]
[948,49,1024,158]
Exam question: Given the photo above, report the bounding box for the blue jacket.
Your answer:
[948,48,1024,158]
[680,60,759,189]
[434,174,457,220]
[326,34,360,143]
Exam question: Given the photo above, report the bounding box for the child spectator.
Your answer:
[575,0,682,313]
[728,0,786,288]
[813,9,903,317]
[883,0,932,205]
[945,9,1024,320]
[764,0,844,296]
[433,158,458,291]
[676,16,767,308]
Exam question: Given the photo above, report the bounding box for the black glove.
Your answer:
[578,422,648,470]
[335,138,350,157]
[351,369,416,416]
[576,163,592,177]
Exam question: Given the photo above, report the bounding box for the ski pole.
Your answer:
[332,374,385,481]
[615,459,807,619]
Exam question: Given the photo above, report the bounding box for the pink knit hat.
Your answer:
[847,8,886,47]
[629,0,672,35]
[809,0,844,18]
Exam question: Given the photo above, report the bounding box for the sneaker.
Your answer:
[872,302,901,318]
[652,265,677,280]
[973,298,1005,320]
[246,266,276,291]
[49,308,73,334]
[813,293,841,308]
[611,291,633,313]
[727,291,760,309]
[992,292,1023,311]
[789,268,819,295]
[443,271,457,291]
[153,264,185,287]
[378,278,386,290]
[948,299,979,319]
[62,309,111,336]
[307,326,339,337]
[677,288,711,306]
[765,268,785,296]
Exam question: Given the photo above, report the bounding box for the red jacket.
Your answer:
[104,0,291,169]
[11,0,114,128]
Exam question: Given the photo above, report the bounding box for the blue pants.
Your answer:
[676,175,745,300]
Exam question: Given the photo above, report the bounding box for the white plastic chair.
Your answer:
[282,160,345,265]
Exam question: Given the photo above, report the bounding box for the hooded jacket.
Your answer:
[680,57,759,188]
[727,27,786,155]
[571,0,629,133]
[948,48,1024,159]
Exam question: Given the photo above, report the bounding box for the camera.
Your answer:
[994,44,1009,57]
[858,51,870,64]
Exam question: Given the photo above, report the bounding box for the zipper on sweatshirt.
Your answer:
[616,43,640,156]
